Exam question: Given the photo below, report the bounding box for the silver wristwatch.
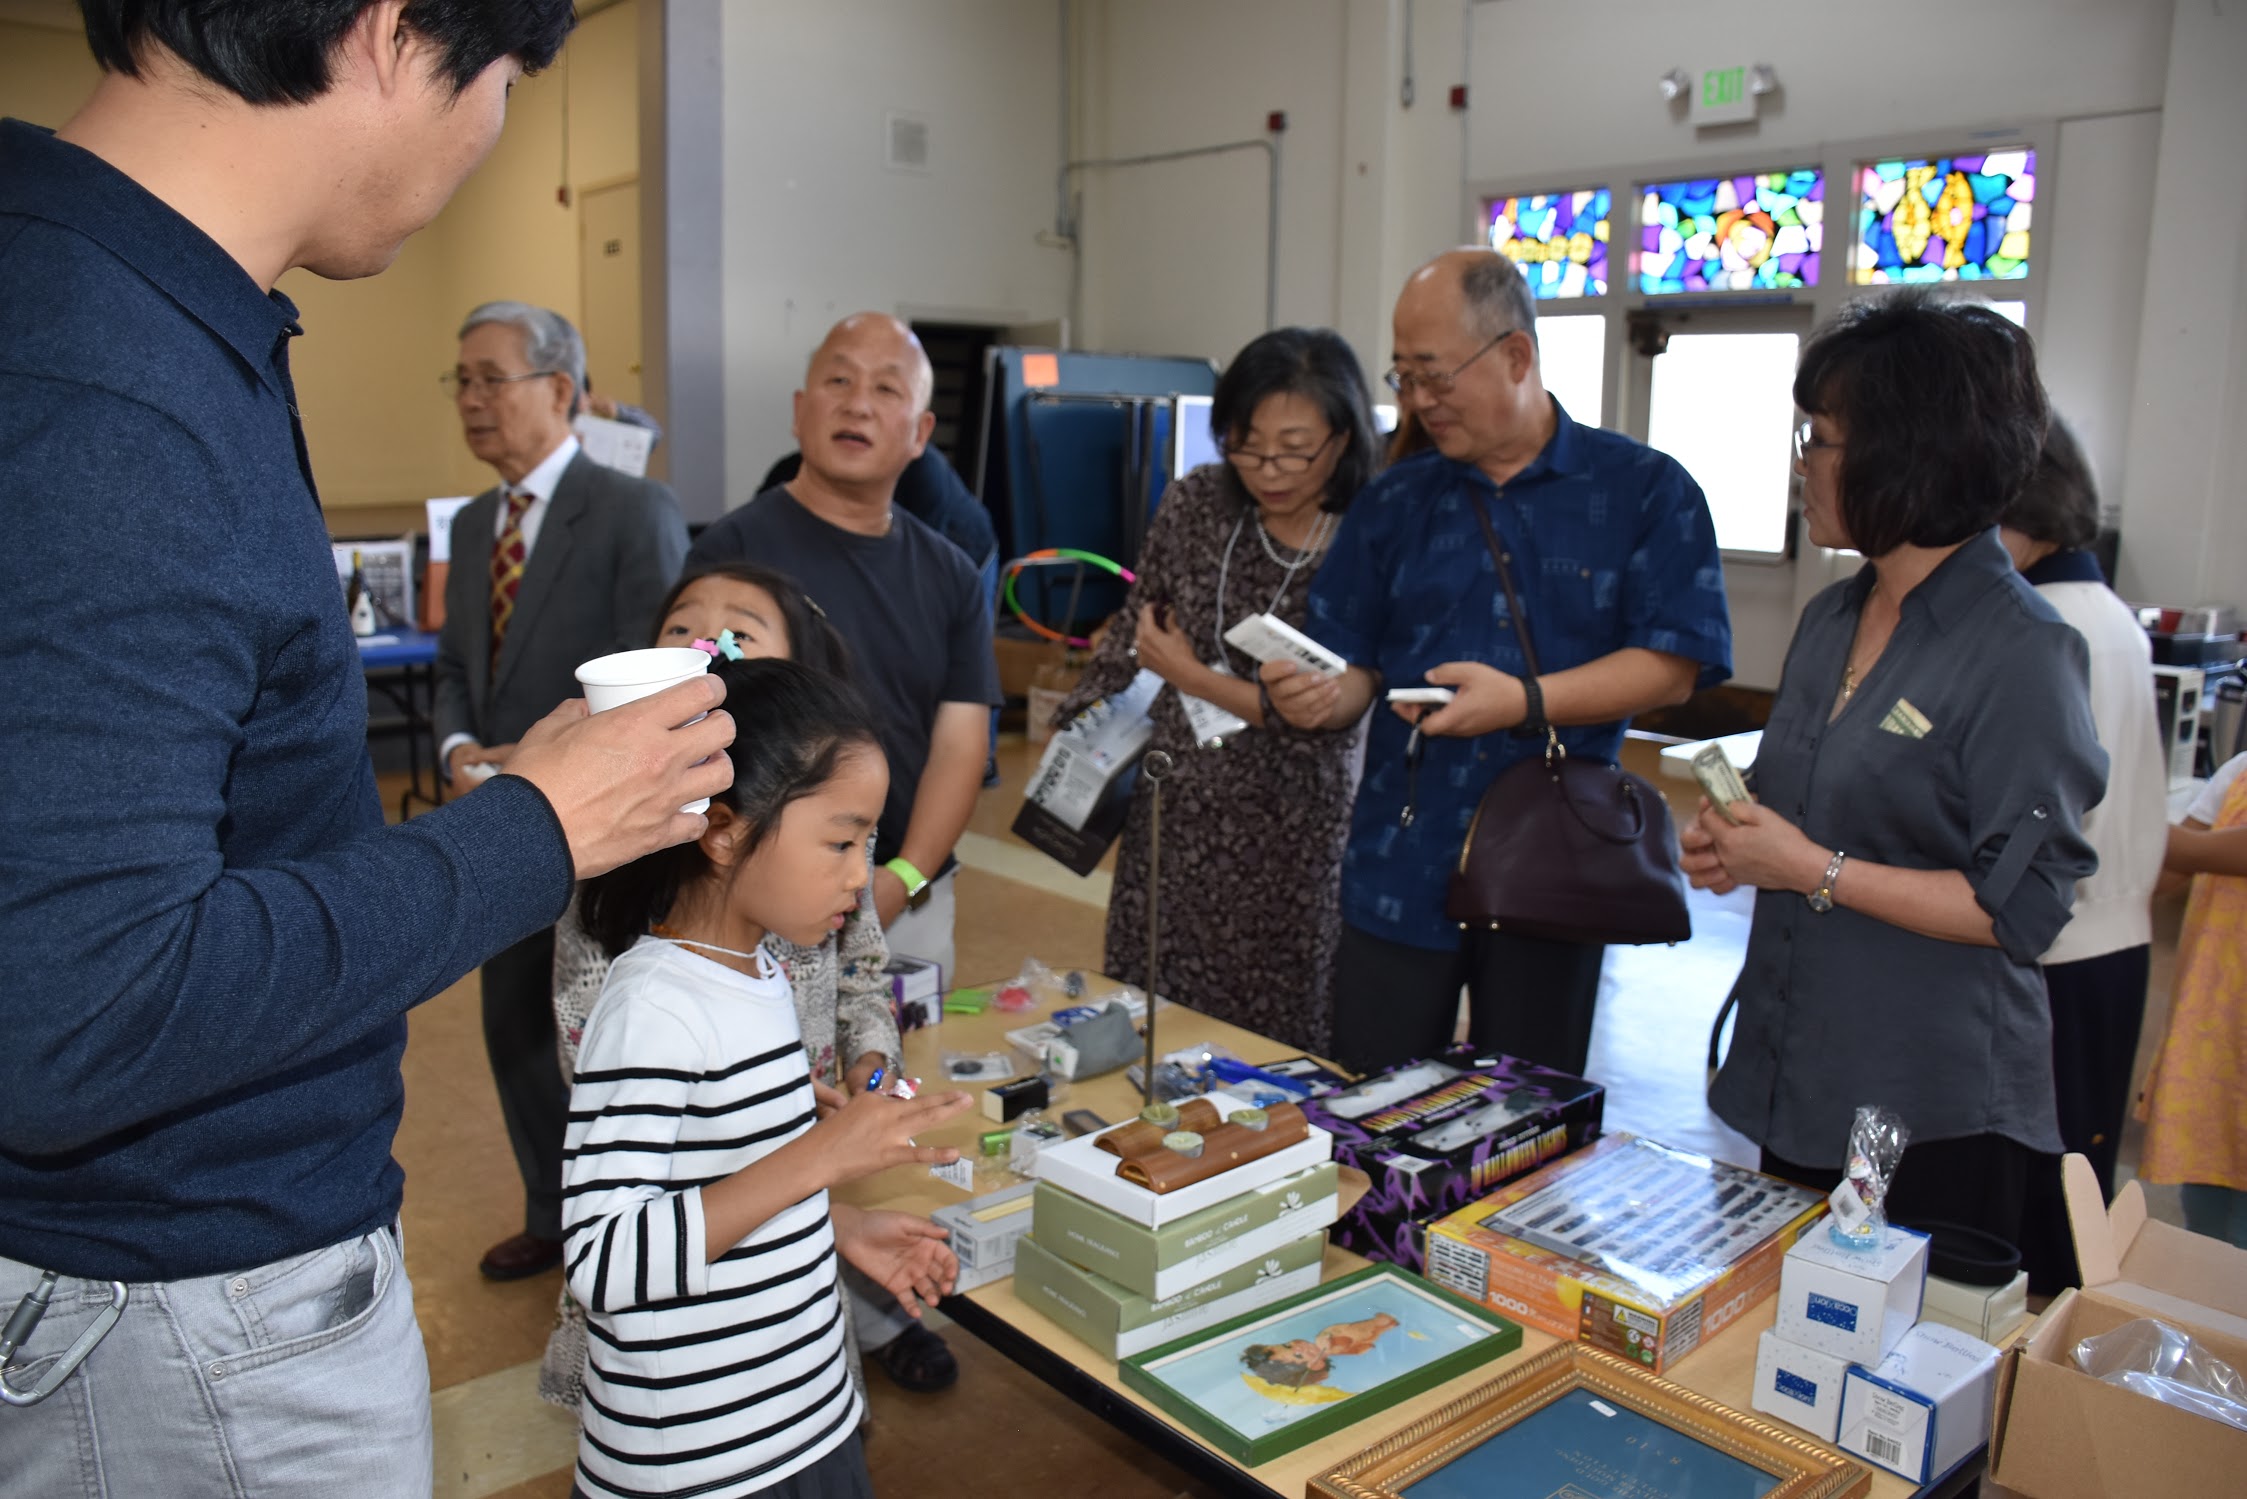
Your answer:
[1807,849,1847,914]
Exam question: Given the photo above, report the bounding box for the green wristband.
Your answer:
[883,856,929,896]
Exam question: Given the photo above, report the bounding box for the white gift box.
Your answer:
[1839,1321,1999,1483]
[1752,1328,1850,1443]
[1775,1223,1929,1365]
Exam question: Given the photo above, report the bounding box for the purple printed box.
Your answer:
[1305,1048,1603,1272]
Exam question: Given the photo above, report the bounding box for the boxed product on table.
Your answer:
[1839,1321,1999,1484]
[1031,1094,1334,1229]
[1303,1049,1602,1273]
[1988,1155,2247,1498]
[884,954,942,1032]
[1774,1222,1929,1366]
[1422,1133,1825,1373]
[1012,1230,1327,1360]
[928,1182,1036,1291]
[1752,1326,1851,1443]
[1031,1161,1344,1302]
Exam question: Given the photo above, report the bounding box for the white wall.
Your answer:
[2118,0,2247,610]
[718,0,1073,506]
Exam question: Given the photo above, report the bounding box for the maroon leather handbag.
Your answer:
[1442,498,1692,946]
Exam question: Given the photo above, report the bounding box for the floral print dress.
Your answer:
[1053,465,1365,1056]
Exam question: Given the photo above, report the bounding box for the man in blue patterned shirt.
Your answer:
[1266,250,1731,1077]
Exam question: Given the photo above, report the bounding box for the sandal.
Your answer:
[869,1321,958,1393]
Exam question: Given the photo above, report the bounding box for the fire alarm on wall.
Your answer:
[1267,110,1287,133]
[1449,85,1468,111]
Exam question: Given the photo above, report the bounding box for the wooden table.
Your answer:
[838,986,1975,1499]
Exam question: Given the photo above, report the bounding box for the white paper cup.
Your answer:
[575,647,715,814]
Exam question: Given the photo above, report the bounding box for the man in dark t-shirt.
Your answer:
[687,313,998,992]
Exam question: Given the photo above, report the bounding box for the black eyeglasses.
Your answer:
[441,369,561,400]
[1384,330,1516,395]
[1222,428,1340,476]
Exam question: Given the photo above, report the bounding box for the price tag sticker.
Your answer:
[930,1156,975,1192]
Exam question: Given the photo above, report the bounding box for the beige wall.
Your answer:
[0,4,642,525]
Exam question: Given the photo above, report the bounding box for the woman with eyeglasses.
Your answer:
[1050,328,1379,1053]
[1687,292,2107,1242]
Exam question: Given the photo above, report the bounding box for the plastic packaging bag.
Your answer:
[1828,1104,1909,1250]
[941,1050,1016,1083]
[2074,1317,2247,1432]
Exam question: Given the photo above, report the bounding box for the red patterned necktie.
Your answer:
[489,488,536,671]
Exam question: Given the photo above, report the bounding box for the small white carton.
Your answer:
[1032,1094,1333,1229]
[1775,1222,1928,1365]
[1752,1327,1850,1443]
[1839,1321,1999,1484]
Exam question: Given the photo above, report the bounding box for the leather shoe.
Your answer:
[479,1232,564,1281]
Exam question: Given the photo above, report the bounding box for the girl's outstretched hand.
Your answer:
[833,1204,957,1317]
[808,1087,975,1187]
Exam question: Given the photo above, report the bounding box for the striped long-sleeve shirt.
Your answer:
[564,937,861,1497]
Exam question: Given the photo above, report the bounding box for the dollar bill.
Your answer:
[1880,698,1933,739]
[1692,743,1752,823]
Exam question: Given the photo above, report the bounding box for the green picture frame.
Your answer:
[1118,1263,1523,1466]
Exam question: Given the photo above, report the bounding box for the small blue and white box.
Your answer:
[1838,1321,1999,1484]
[1752,1328,1850,1442]
[1775,1222,1928,1365]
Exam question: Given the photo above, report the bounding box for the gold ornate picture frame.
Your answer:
[1309,1343,1870,1499]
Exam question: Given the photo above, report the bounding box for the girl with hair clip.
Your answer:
[541,564,944,1422]
[560,656,974,1499]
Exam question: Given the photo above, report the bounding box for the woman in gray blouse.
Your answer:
[1683,292,2107,1242]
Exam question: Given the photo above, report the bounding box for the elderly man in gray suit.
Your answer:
[435,300,688,1281]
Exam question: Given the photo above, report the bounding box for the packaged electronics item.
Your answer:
[1032,1161,1343,1301]
[1305,1049,1603,1273]
[929,1183,1037,1291]
[1005,987,1152,1070]
[1839,1322,1999,1483]
[1040,1001,1140,1081]
[1220,611,1347,678]
[1034,1093,1333,1230]
[1013,669,1160,875]
[1752,1327,1850,1443]
[884,954,943,1033]
[1775,1223,1929,1365]
[1989,1155,2247,1498]
[983,1075,1050,1123]
[1920,1267,2028,1345]
[1008,1117,1067,1175]
[1251,1056,1355,1099]
[1385,686,1455,705]
[942,1051,1017,1083]
[1012,1231,1326,1360]
[1061,1109,1108,1137]
[1423,1134,1824,1373]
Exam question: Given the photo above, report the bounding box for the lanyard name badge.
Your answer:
[1187,510,1332,749]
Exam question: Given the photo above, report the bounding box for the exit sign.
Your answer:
[1692,64,1758,126]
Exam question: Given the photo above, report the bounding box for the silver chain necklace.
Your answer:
[1212,508,1335,664]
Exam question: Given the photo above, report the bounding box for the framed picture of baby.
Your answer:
[1309,1343,1870,1499]
[1117,1264,1523,1464]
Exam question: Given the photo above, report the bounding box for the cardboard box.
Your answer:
[929,1183,1036,1291]
[1306,1049,1604,1274]
[1840,1321,1999,1484]
[1031,1094,1334,1229]
[884,955,942,1033]
[1922,1267,2028,1346]
[1423,1134,1825,1373]
[1031,1161,1342,1301]
[1987,1155,2247,1498]
[1753,1326,1851,1443]
[1012,1230,1327,1360]
[1774,1223,1929,1365]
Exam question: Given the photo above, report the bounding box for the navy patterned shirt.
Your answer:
[1305,402,1732,949]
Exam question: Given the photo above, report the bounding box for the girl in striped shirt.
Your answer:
[566,657,974,1498]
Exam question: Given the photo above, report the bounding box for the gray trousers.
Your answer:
[0,1225,431,1497]
[482,925,567,1240]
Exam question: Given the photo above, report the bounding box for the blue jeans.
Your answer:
[0,1224,431,1498]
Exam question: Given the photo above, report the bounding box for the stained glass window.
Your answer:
[1853,150,2034,283]
[1487,189,1611,299]
[1637,170,1823,294]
